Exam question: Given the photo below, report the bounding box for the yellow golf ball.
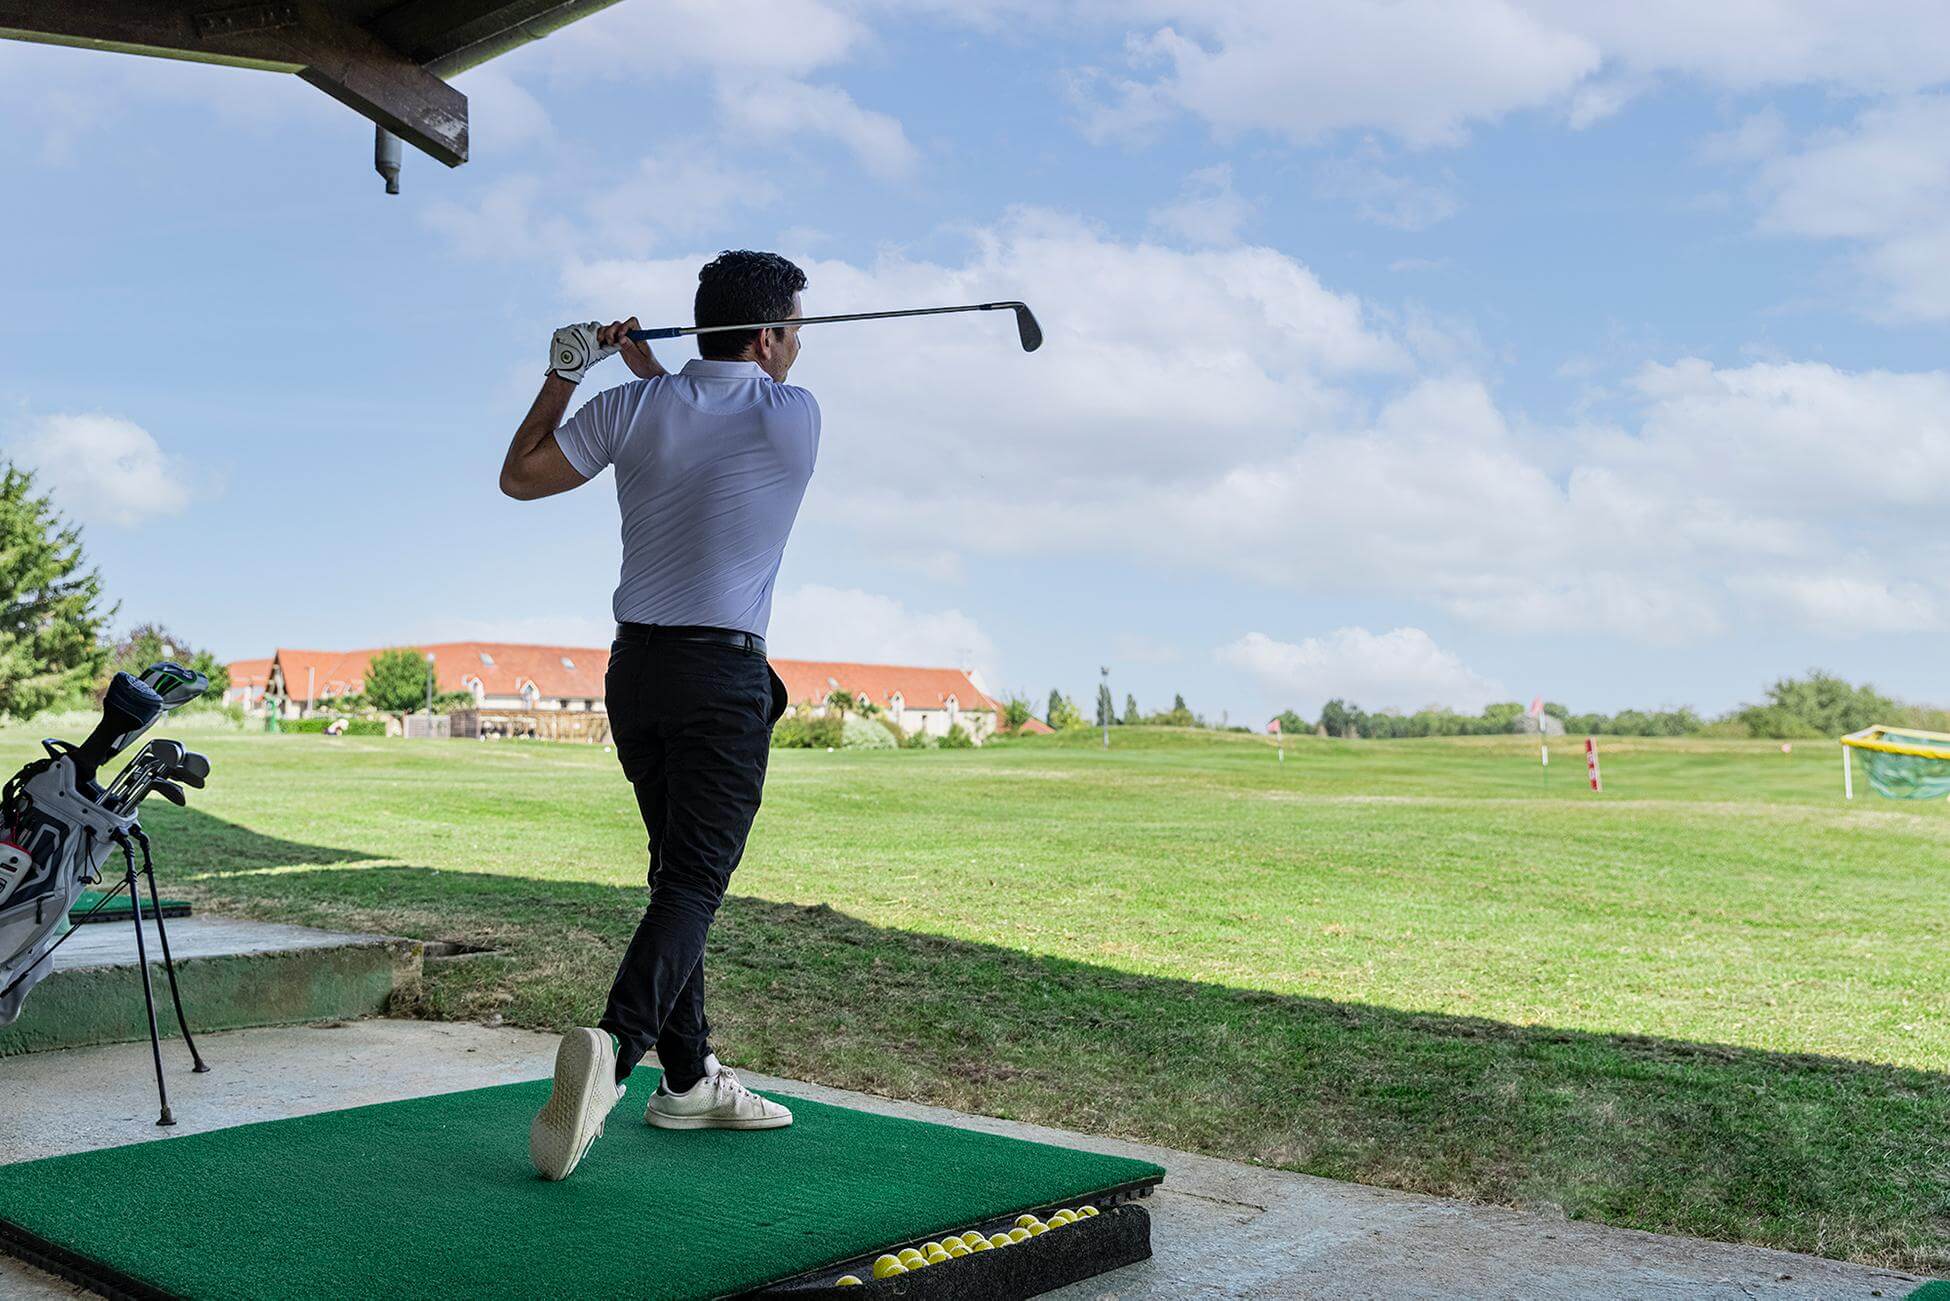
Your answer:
[1027,1222,1049,1236]
[1052,1208,1075,1220]
[898,1249,925,1267]
[946,1242,970,1258]
[989,1233,1013,1248]
[925,1249,949,1264]
[1008,1227,1030,1244]
[873,1259,907,1279]
[873,1255,900,1273]
[970,1237,994,1252]
[1079,1205,1100,1217]
[1014,1214,1042,1229]
[960,1230,986,1248]
[836,1276,863,1287]
[921,1242,942,1255]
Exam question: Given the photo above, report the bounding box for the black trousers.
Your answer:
[598,636,787,1082]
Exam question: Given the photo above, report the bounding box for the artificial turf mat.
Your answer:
[68,890,190,925]
[0,1067,1163,1300]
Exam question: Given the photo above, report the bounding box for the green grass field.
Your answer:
[19,721,1950,1270]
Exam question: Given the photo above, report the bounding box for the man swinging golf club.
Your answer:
[501,250,813,1180]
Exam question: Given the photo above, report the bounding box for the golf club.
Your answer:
[105,739,187,815]
[145,780,187,808]
[72,673,165,788]
[627,301,1043,353]
[168,752,210,790]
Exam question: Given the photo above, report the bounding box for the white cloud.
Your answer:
[1218,628,1505,716]
[1102,2,1597,148]
[1749,95,1950,321]
[1148,164,1255,245]
[426,154,782,262]
[541,0,869,81]
[557,213,1950,646]
[1314,153,1459,230]
[714,78,916,179]
[450,65,552,150]
[6,414,192,527]
[1729,573,1942,633]
[1072,1,1950,148]
[769,585,998,680]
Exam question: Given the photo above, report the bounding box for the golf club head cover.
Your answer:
[73,673,165,785]
[548,322,617,385]
[139,660,209,709]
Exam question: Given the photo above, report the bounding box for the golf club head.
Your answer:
[145,779,187,807]
[980,301,1042,352]
[169,752,210,789]
[1009,302,1042,352]
[139,661,210,711]
[73,673,166,784]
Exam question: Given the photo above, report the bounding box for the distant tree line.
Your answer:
[1300,672,1942,741]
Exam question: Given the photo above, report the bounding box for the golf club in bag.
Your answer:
[0,663,213,1125]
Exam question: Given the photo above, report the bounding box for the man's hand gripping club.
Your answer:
[502,317,664,500]
[548,318,664,385]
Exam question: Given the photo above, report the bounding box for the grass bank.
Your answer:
[20,723,1946,1270]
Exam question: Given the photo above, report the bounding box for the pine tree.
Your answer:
[1047,688,1063,728]
[1096,682,1115,727]
[0,465,111,720]
[1123,693,1139,726]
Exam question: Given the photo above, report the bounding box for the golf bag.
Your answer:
[0,745,133,1025]
[0,663,214,1124]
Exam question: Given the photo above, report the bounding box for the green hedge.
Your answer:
[771,714,844,749]
[279,717,386,736]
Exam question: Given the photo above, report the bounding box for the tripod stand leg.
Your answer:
[143,866,207,1072]
[124,857,175,1126]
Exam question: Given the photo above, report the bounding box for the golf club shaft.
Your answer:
[627,302,1023,342]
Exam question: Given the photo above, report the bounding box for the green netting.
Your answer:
[1861,732,1950,800]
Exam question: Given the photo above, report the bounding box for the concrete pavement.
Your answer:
[0,1020,1929,1300]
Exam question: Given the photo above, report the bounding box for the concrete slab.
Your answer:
[46,917,396,972]
[0,920,418,1057]
[0,1021,1931,1301]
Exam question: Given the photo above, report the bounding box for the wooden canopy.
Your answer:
[0,1,623,186]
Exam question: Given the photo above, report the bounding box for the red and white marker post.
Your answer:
[1585,737,1602,792]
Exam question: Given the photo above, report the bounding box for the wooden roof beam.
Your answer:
[0,1,467,167]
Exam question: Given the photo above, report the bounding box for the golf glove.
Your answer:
[548,322,616,385]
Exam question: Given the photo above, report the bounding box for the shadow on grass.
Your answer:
[184,853,1950,1273]
[143,805,383,876]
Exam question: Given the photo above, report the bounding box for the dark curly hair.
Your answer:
[694,250,807,360]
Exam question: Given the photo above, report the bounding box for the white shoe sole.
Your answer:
[529,1028,615,1180]
[645,1104,793,1131]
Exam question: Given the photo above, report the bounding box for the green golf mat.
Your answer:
[68,890,191,926]
[0,1068,1163,1300]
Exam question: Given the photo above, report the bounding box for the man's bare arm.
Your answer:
[499,377,585,500]
[500,317,663,501]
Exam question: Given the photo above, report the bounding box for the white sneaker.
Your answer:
[529,1027,626,1180]
[645,1055,793,1131]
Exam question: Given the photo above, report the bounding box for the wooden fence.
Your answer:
[449,709,612,744]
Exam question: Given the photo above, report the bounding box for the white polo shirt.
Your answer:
[552,359,820,637]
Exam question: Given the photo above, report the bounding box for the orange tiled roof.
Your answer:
[269,643,608,703]
[262,643,995,712]
[225,658,272,689]
[773,660,998,713]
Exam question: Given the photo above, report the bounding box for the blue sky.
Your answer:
[4,1,1950,725]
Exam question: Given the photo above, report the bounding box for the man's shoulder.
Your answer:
[770,382,819,421]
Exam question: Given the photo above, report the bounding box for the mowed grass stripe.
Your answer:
[31,724,1949,1269]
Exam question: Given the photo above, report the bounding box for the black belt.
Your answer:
[615,623,766,656]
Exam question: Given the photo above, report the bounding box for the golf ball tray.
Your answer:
[744,1178,1158,1299]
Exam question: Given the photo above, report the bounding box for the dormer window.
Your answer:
[479,652,495,667]
[561,656,575,670]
